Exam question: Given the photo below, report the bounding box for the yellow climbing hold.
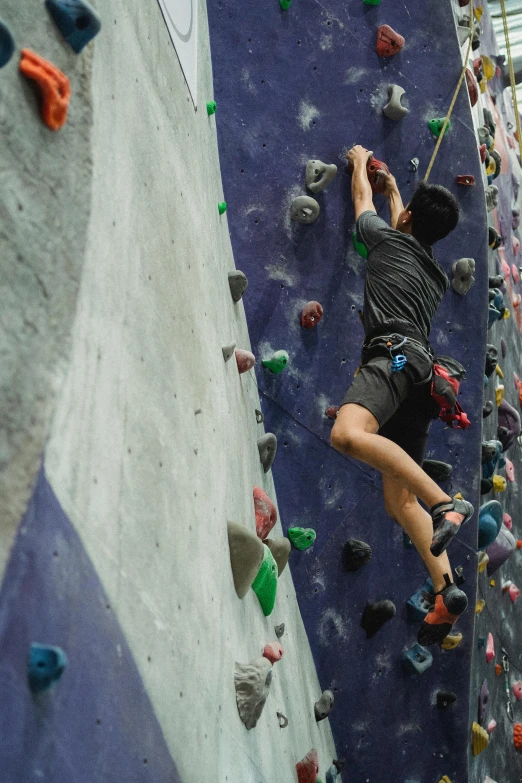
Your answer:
[474,6,483,20]
[480,80,487,94]
[503,308,511,319]
[441,632,463,650]
[495,365,504,379]
[478,552,489,573]
[493,475,507,492]
[482,55,495,80]
[496,385,505,406]
[453,492,464,500]
[472,721,489,756]
[476,599,486,613]
[438,777,452,783]
[486,157,496,175]
[490,578,496,587]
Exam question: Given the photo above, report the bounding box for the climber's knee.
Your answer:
[330,404,378,455]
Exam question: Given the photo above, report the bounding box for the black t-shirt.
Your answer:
[356,211,449,345]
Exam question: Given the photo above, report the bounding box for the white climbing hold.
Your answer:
[383,84,408,121]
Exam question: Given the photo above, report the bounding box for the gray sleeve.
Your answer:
[356,210,396,254]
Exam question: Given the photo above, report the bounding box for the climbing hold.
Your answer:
[487,720,497,735]
[45,0,101,53]
[0,17,15,68]
[366,157,390,194]
[472,722,489,756]
[513,206,521,230]
[376,24,405,57]
[301,301,324,329]
[253,486,277,539]
[509,584,520,602]
[235,349,256,374]
[476,599,485,613]
[227,522,265,599]
[513,682,522,701]
[504,512,513,529]
[290,196,320,225]
[485,345,498,377]
[353,231,368,259]
[275,623,285,638]
[481,478,493,495]
[251,545,278,616]
[473,57,483,79]
[28,643,68,693]
[280,0,292,9]
[441,631,462,650]
[262,350,289,374]
[314,689,334,721]
[206,101,216,115]
[465,69,479,107]
[403,532,413,548]
[513,264,521,284]
[485,185,499,211]
[222,341,236,362]
[234,656,273,729]
[409,157,419,172]
[513,237,521,257]
[277,710,289,728]
[342,539,372,571]
[478,678,489,725]
[228,271,248,302]
[363,0,381,4]
[402,644,433,674]
[361,600,396,638]
[487,524,517,575]
[325,762,343,783]
[495,663,502,675]
[478,636,486,648]
[20,49,71,131]
[498,399,521,450]
[483,108,496,137]
[483,401,494,418]
[257,433,277,473]
[486,632,495,663]
[495,386,504,408]
[218,202,227,215]
[490,579,495,587]
[264,537,291,576]
[422,460,453,482]
[288,526,316,551]
[296,749,319,783]
[383,84,408,121]
[478,552,489,573]
[514,372,520,389]
[436,691,456,708]
[262,642,284,664]
[451,258,475,295]
[429,118,450,138]
[305,160,337,193]
[490,149,502,180]
[515,723,522,751]
[501,580,512,594]
[479,143,487,163]
[407,578,434,623]
[505,456,515,482]
[500,338,507,359]
[325,405,340,420]
[456,174,475,186]
[457,23,471,46]
[478,501,503,550]
[454,566,465,586]
[488,228,502,249]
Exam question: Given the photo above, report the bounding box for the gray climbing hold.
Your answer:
[222,341,236,362]
[326,761,345,783]
[290,195,320,224]
[383,84,408,121]
[234,657,273,729]
[305,160,337,193]
[314,689,334,722]
[477,126,490,145]
[485,185,499,212]
[277,711,289,728]
[255,409,264,424]
[409,157,419,172]
[274,623,285,638]
[457,23,471,46]
[264,537,291,576]
[451,258,476,295]
[227,522,265,598]
[228,271,248,302]
[257,433,277,473]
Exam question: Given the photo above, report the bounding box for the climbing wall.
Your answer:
[207,0,490,780]
[469,4,522,781]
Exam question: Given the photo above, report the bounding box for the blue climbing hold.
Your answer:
[406,578,434,623]
[401,643,433,674]
[45,0,101,54]
[0,17,15,68]
[478,500,503,551]
[28,643,68,693]
[488,305,501,329]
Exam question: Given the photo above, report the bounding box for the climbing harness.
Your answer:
[502,648,515,722]
[387,336,408,373]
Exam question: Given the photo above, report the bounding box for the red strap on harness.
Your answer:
[439,401,471,429]
[431,365,470,429]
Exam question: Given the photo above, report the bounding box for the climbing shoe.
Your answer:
[430,498,474,557]
[417,575,468,646]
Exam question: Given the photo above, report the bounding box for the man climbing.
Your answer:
[331,144,473,646]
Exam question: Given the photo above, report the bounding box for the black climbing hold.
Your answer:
[485,344,498,377]
[360,600,396,638]
[274,623,285,638]
[436,690,457,708]
[481,478,493,495]
[277,710,288,728]
[45,0,101,54]
[454,566,465,585]
[0,17,15,68]
[255,409,264,424]
[228,271,248,302]
[314,689,334,721]
[257,433,277,473]
[482,440,498,464]
[422,459,453,482]
[483,401,494,418]
[488,274,503,288]
[342,539,372,571]
[478,678,489,726]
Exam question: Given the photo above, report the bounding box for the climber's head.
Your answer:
[395,182,460,246]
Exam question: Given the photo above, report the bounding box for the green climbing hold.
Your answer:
[252,545,278,616]
[428,117,451,138]
[363,0,381,4]
[353,231,368,259]
[288,527,316,551]
[262,350,289,375]
[280,0,292,8]
[206,101,217,116]
[218,201,227,215]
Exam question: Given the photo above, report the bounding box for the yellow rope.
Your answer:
[424,0,474,182]
[499,0,522,164]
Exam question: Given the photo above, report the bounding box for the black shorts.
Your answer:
[341,335,441,465]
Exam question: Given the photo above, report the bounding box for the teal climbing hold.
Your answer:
[406,578,434,623]
[401,643,433,674]
[353,231,368,259]
[288,526,316,550]
[45,0,101,54]
[218,202,227,215]
[28,643,68,693]
[478,500,503,550]
[262,350,289,374]
[251,545,278,616]
[428,117,450,137]
[0,17,15,68]
[206,101,217,116]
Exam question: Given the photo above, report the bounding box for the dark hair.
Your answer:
[408,182,460,245]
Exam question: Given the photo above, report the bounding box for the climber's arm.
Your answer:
[347,145,375,219]
[382,173,405,228]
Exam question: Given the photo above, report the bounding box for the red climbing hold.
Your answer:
[465,69,478,107]
[235,349,255,374]
[479,144,487,163]
[456,175,475,186]
[473,57,483,77]
[376,24,405,58]
[367,157,390,194]
[296,749,319,783]
[325,406,340,420]
[262,642,284,664]
[301,301,324,329]
[458,0,470,5]
[253,486,277,539]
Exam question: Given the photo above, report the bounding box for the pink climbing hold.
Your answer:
[513,681,522,701]
[262,642,284,664]
[456,174,475,186]
[301,301,324,329]
[504,512,513,530]
[235,349,256,374]
[296,748,319,783]
[253,486,278,539]
[505,457,515,482]
[479,143,487,163]
[376,24,405,58]
[509,584,520,603]
[512,264,520,283]
[325,405,340,420]
[487,719,497,734]
[486,632,495,663]
[500,250,510,279]
[514,372,520,390]
[508,135,516,149]
[513,293,521,309]
[513,237,521,256]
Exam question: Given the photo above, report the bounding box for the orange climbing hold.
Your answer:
[376,24,405,57]
[514,723,522,751]
[296,748,319,783]
[253,486,277,539]
[495,663,502,676]
[19,49,71,131]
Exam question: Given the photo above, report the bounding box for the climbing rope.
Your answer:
[499,0,522,165]
[424,0,474,182]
